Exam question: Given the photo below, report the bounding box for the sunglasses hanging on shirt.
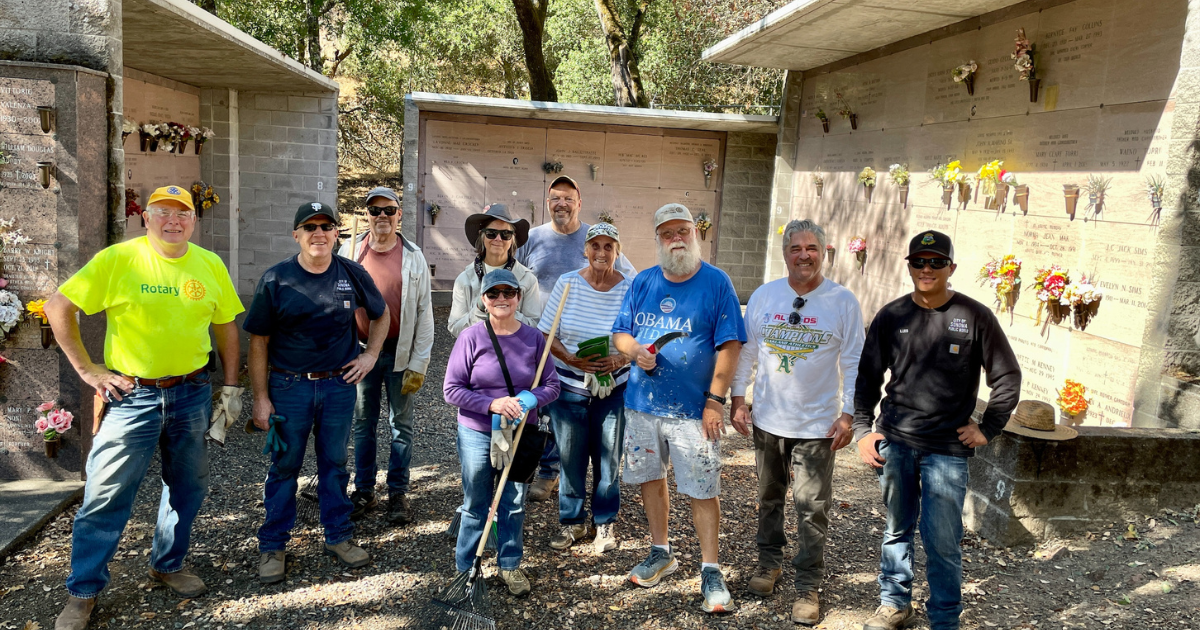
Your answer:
[788,296,807,326]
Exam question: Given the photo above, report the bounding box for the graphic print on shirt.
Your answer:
[757,312,834,373]
[948,317,969,333]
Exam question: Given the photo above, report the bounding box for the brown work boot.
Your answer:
[148,566,207,598]
[258,551,286,584]
[791,591,820,625]
[863,603,915,630]
[55,595,96,630]
[746,566,781,597]
[324,540,370,568]
[527,477,558,502]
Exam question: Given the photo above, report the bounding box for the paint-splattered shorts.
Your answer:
[622,409,721,500]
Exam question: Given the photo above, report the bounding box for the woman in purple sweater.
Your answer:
[443,269,560,597]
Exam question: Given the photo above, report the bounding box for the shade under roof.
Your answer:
[702,0,1027,71]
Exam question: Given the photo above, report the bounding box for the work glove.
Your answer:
[490,413,514,470]
[206,385,244,446]
[583,372,601,397]
[400,370,425,396]
[515,390,538,418]
[262,415,288,455]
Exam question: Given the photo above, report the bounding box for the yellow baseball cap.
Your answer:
[146,185,195,212]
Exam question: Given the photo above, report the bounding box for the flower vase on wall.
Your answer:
[1014,185,1029,213]
[864,185,874,203]
[942,185,955,209]
[44,437,60,458]
[898,185,909,208]
[1063,185,1080,220]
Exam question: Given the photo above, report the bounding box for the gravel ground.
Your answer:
[3,306,1200,629]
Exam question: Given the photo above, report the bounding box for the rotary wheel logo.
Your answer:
[182,279,206,300]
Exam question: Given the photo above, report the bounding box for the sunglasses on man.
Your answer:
[908,258,952,270]
[484,288,520,300]
[788,296,807,326]
[483,228,515,241]
[368,205,399,217]
[299,223,337,232]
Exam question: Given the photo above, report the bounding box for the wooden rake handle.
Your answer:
[471,282,571,559]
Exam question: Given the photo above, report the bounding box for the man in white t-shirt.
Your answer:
[730,219,865,626]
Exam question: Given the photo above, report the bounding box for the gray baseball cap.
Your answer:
[364,186,400,206]
[481,268,521,294]
[654,203,693,229]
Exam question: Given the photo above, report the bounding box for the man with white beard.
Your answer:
[613,203,746,614]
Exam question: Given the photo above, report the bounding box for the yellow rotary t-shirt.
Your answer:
[59,237,244,378]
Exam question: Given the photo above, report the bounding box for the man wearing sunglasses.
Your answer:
[337,187,434,526]
[47,185,244,630]
[853,230,1021,630]
[244,201,390,584]
[729,220,864,625]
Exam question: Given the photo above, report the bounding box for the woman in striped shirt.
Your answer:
[538,222,634,554]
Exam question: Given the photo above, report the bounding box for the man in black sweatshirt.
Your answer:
[852,230,1021,630]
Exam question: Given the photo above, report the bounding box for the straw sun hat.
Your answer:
[1002,400,1078,441]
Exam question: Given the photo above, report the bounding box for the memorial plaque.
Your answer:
[0,133,56,190]
[476,125,546,179]
[485,178,546,226]
[0,189,57,244]
[953,209,1016,311]
[1067,332,1138,427]
[660,136,721,190]
[1036,0,1112,111]
[924,30,983,124]
[0,78,53,136]
[1022,107,1099,172]
[1092,101,1170,184]
[965,118,1025,171]
[602,134,662,188]
[854,47,928,130]
[422,225,476,285]
[910,121,969,171]
[2,243,58,301]
[545,128,604,201]
[794,135,824,173]
[598,186,659,272]
[426,120,487,178]
[1077,222,1154,347]
[908,200,957,236]
[968,16,1039,120]
[1102,0,1185,106]
[1005,318,1070,404]
[1010,214,1085,322]
[798,74,832,138]
[0,347,63,455]
[424,164,486,228]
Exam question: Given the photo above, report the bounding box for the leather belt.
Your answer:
[124,367,207,389]
[270,365,348,380]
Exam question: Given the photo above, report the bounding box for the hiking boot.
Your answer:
[499,567,532,597]
[628,546,678,587]
[55,595,96,630]
[387,494,411,525]
[349,491,377,521]
[746,566,781,597]
[550,523,594,550]
[527,477,558,502]
[148,566,207,598]
[594,522,617,553]
[792,591,820,625]
[700,566,735,613]
[324,541,370,568]
[258,551,286,584]
[863,603,915,630]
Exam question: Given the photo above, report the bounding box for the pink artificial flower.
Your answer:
[35,418,49,433]
[37,401,55,413]
[49,409,73,432]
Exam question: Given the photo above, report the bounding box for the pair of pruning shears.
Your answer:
[644,331,688,375]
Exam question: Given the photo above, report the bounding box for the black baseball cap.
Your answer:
[906,230,954,260]
[294,201,339,229]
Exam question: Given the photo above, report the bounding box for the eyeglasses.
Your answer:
[148,209,195,221]
[368,206,399,217]
[788,296,807,326]
[484,288,519,300]
[483,229,515,241]
[298,223,337,232]
[908,258,952,270]
[548,196,578,205]
[657,226,693,241]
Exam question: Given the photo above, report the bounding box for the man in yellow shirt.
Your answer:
[44,185,244,630]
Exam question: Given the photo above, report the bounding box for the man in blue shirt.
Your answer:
[613,203,745,614]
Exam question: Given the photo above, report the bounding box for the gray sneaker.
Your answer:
[550,523,594,550]
[700,566,734,613]
[628,546,678,587]
[863,603,915,630]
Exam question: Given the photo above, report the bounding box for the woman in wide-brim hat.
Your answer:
[448,203,542,337]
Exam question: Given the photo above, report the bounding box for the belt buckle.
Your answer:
[305,372,320,381]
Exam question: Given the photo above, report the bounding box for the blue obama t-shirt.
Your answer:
[243,255,386,373]
[612,261,746,420]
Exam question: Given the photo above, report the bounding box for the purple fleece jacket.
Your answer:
[443,321,561,433]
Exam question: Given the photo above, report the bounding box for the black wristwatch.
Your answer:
[704,391,727,405]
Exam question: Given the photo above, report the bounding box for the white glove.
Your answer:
[583,372,601,397]
[491,425,514,470]
[206,385,244,446]
[598,379,614,399]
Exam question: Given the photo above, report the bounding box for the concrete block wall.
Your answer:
[717,131,777,301]
[763,71,803,284]
[198,88,234,270]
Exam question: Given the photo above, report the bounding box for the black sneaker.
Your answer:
[349,491,377,521]
[387,494,411,525]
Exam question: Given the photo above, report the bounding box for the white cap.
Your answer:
[653,203,693,229]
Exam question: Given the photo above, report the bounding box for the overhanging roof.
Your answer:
[409,93,779,133]
[703,0,1026,71]
[123,0,337,93]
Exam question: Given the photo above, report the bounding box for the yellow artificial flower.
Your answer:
[26,299,48,323]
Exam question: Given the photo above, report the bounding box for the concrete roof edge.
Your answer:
[140,0,338,92]
[700,0,829,64]
[407,92,778,132]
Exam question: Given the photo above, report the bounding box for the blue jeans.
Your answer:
[66,373,212,598]
[875,439,969,630]
[258,372,357,551]
[547,387,625,525]
[352,348,415,497]
[455,424,526,572]
[537,413,560,480]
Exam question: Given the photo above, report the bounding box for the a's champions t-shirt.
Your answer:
[59,237,243,378]
[243,255,386,373]
[612,262,746,420]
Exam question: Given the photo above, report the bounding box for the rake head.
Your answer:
[429,564,494,630]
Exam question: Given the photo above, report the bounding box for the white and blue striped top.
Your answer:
[538,269,632,397]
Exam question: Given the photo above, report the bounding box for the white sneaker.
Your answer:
[595,523,617,553]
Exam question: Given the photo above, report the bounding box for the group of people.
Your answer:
[45,174,1022,630]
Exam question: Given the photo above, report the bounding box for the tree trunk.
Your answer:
[511,0,557,102]
[306,0,324,72]
[196,0,217,14]
[594,0,650,107]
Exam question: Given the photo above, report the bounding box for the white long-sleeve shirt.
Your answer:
[732,277,865,439]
